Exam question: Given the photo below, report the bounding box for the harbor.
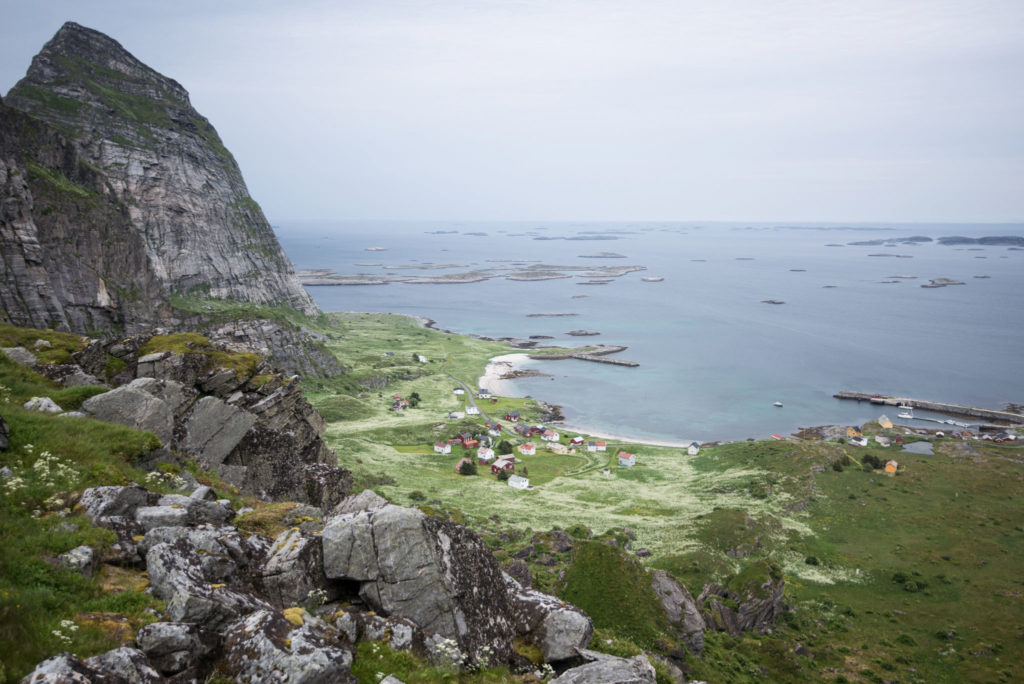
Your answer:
[834,391,1024,425]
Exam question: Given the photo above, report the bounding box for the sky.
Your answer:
[1,0,1022,223]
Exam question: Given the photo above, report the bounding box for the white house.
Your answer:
[595,441,607,452]
[518,443,536,456]
[448,411,465,420]
[466,405,480,415]
[850,436,869,447]
[478,389,491,399]
[586,441,598,452]
[547,442,568,454]
[433,442,451,455]
[417,355,427,363]
[508,474,531,490]
[875,435,891,447]
[541,429,560,442]
[687,442,700,456]
[618,451,636,467]
[570,436,585,446]
[453,388,465,395]
[477,447,495,463]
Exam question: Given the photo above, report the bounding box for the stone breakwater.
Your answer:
[530,345,640,367]
[834,391,1024,424]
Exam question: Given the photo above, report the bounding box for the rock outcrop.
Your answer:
[698,562,786,636]
[650,570,706,654]
[5,22,315,318]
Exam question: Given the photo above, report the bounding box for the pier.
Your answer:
[834,391,1024,425]
[530,345,639,367]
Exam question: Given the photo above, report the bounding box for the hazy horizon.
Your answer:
[2,0,1022,224]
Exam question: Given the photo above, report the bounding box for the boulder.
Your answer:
[136,621,209,676]
[0,414,9,451]
[506,559,532,588]
[503,573,593,662]
[79,485,158,523]
[80,386,174,443]
[57,545,95,577]
[59,369,102,387]
[21,647,162,683]
[550,649,656,683]
[156,493,234,525]
[146,537,271,631]
[23,396,62,413]
[650,570,705,653]
[180,396,257,466]
[330,488,389,516]
[322,503,516,661]
[698,565,785,636]
[256,528,334,608]
[221,609,355,683]
[126,377,192,415]
[1,346,37,367]
[140,524,252,582]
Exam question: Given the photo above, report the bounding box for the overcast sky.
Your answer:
[2,0,1022,223]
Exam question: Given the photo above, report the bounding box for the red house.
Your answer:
[491,458,515,475]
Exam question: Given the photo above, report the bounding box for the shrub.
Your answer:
[496,469,510,481]
[804,556,820,566]
[408,490,426,501]
[457,460,477,476]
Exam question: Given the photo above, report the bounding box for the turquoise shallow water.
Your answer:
[277,221,1024,442]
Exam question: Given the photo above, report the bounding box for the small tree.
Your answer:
[496,468,511,481]
[457,459,477,476]
[497,440,513,455]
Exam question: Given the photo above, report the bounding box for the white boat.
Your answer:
[897,404,914,419]
[773,401,783,408]
[898,411,913,419]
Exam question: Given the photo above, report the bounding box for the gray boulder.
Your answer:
[23,396,62,413]
[21,647,162,683]
[126,377,192,415]
[135,505,190,531]
[255,528,334,608]
[221,609,355,683]
[57,545,95,577]
[2,346,37,367]
[322,503,515,661]
[59,369,102,387]
[503,573,593,662]
[146,537,271,631]
[698,567,786,636]
[650,570,706,653]
[136,621,210,676]
[156,493,234,525]
[140,524,252,582]
[550,649,657,683]
[80,386,174,443]
[79,485,158,524]
[331,488,390,516]
[180,395,257,466]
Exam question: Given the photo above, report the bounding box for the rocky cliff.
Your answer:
[2,21,316,331]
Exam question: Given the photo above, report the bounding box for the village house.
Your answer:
[463,439,479,450]
[885,460,898,474]
[541,429,560,442]
[508,474,531,490]
[466,405,480,415]
[595,441,607,452]
[455,457,473,474]
[850,436,869,447]
[433,442,451,455]
[478,389,491,399]
[504,411,520,422]
[448,411,465,420]
[618,451,637,467]
[548,442,568,455]
[453,388,465,395]
[518,443,536,456]
[491,458,515,475]
[687,442,700,456]
[586,441,597,452]
[477,447,495,464]
[417,354,427,363]
[875,435,891,447]
[569,436,585,446]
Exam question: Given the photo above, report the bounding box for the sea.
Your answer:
[276,221,1024,444]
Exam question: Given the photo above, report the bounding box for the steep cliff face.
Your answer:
[0,98,171,332]
[5,22,316,316]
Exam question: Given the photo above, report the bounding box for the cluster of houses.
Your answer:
[390,394,410,411]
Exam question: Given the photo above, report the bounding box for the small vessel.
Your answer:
[641,276,664,282]
[897,404,914,419]
[773,401,783,408]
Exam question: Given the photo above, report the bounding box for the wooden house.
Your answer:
[518,443,536,456]
[618,451,636,467]
[491,458,515,475]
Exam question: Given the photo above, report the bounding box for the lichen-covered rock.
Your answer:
[21,647,162,683]
[503,573,593,662]
[550,649,656,683]
[221,609,355,683]
[136,622,210,676]
[330,488,389,517]
[650,570,705,653]
[79,485,158,524]
[156,493,234,525]
[23,396,62,413]
[146,536,270,631]
[256,528,334,608]
[57,545,95,577]
[322,503,515,661]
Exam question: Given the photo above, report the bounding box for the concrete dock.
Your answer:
[834,391,1024,424]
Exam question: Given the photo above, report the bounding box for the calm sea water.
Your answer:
[277,221,1024,443]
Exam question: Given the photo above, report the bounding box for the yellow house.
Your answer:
[847,426,863,438]
[884,460,898,474]
[547,442,568,455]
[878,414,893,429]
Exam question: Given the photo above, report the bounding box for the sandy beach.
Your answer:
[480,353,696,449]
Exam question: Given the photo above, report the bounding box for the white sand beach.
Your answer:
[478,353,532,395]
